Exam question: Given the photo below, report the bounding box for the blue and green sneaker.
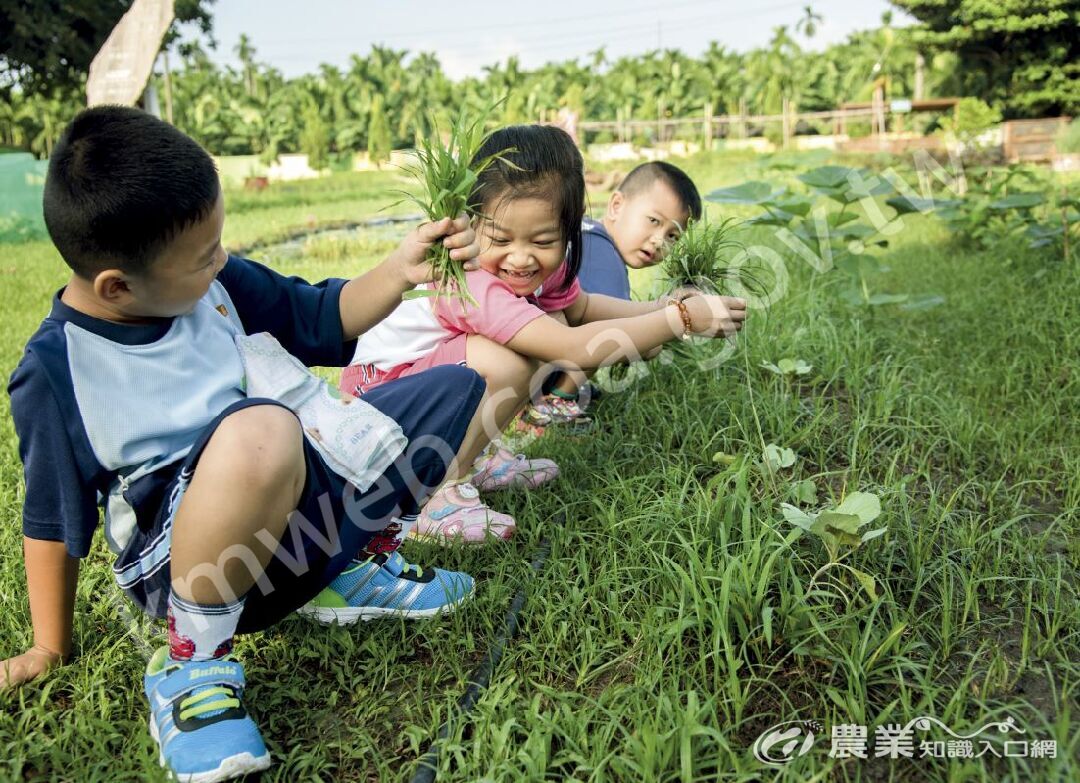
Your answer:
[144,646,271,782]
[296,551,474,624]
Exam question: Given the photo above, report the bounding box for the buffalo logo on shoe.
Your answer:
[187,665,236,680]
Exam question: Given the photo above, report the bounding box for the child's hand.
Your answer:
[684,295,748,337]
[392,216,480,286]
[0,645,62,688]
[661,286,701,304]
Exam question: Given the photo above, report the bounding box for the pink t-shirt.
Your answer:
[347,262,581,372]
[433,263,580,344]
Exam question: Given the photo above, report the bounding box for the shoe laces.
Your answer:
[178,684,241,722]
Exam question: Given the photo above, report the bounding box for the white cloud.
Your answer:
[415,37,526,80]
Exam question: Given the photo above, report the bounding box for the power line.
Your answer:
[261,15,712,62]
[248,0,812,66]
[249,0,805,48]
[204,0,836,78]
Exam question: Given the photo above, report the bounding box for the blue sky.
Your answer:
[198,0,914,80]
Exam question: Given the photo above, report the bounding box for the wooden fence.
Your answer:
[576,102,882,147]
[573,93,965,149]
[1003,117,1071,163]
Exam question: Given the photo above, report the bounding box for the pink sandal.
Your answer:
[472,443,559,492]
[411,482,516,545]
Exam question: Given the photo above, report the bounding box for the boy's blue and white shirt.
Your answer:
[8,256,356,559]
[577,217,632,301]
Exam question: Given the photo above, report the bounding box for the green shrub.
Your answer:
[846,120,873,139]
[367,94,392,167]
[939,97,1002,147]
[1055,119,1080,154]
[328,152,354,173]
[299,101,329,171]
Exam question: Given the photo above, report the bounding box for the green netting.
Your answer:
[0,152,48,242]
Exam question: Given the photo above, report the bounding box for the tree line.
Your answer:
[1,1,1076,161]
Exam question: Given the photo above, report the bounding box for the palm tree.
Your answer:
[121,15,956,161]
[796,6,823,39]
[701,42,744,114]
[400,51,451,144]
[746,26,802,115]
[235,34,257,97]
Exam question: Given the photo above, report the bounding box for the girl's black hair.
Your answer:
[468,124,585,294]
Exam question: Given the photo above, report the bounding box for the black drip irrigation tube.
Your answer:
[231,213,424,258]
[408,536,552,783]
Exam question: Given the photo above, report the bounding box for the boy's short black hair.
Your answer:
[43,105,220,280]
[617,161,702,221]
[468,124,585,294]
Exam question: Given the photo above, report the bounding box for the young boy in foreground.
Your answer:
[534,161,704,424]
[1,106,492,782]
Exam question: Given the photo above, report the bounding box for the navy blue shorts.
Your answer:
[112,365,484,632]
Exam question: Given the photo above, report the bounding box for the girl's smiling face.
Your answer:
[475,196,566,296]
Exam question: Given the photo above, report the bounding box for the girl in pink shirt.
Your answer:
[342,125,747,543]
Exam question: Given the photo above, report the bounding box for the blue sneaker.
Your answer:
[296,551,474,624]
[144,646,271,782]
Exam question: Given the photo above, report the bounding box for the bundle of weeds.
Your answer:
[662,216,766,297]
[393,106,510,305]
[661,216,771,366]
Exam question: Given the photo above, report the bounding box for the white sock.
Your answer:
[167,592,245,662]
[394,512,418,544]
[356,513,418,557]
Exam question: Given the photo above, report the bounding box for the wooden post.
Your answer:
[781,96,791,150]
[914,53,925,101]
[657,98,665,145]
[872,85,886,137]
[703,101,713,151]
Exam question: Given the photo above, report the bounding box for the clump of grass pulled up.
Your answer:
[661,216,747,295]
[394,107,510,305]
[661,215,771,392]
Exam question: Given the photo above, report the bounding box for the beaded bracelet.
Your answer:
[670,299,693,340]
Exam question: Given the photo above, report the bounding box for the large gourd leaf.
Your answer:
[706,181,787,205]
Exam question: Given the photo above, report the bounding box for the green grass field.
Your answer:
[0,153,1077,782]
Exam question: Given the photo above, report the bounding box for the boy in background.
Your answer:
[579,161,702,299]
